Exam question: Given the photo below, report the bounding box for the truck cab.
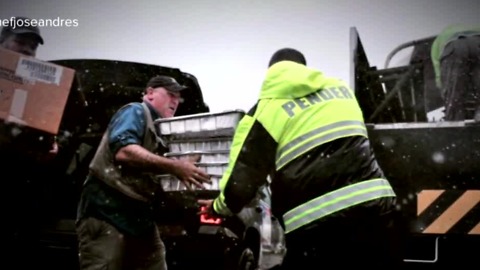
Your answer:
[350,27,480,267]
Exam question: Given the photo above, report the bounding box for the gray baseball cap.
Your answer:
[1,16,44,44]
[146,75,188,92]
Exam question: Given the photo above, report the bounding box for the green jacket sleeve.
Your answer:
[213,107,277,215]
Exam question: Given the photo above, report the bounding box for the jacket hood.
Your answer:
[259,61,346,99]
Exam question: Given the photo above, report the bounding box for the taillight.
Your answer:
[199,206,222,225]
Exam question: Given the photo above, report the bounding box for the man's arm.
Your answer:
[109,103,210,187]
[430,36,442,89]
[212,105,277,216]
[115,144,175,173]
[115,144,209,186]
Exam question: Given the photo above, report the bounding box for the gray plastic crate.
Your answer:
[158,175,222,191]
[168,138,232,152]
[164,150,230,163]
[155,110,245,139]
[195,162,229,176]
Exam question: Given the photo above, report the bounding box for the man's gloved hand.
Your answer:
[197,199,222,218]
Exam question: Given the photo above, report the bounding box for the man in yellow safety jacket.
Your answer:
[199,48,405,269]
[431,24,480,121]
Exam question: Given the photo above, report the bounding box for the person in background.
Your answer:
[0,16,61,268]
[76,75,211,270]
[0,16,58,158]
[431,24,480,121]
[0,15,43,57]
[199,48,404,269]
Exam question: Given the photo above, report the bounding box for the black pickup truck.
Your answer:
[22,59,284,270]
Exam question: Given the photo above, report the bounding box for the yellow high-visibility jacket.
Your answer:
[213,61,396,233]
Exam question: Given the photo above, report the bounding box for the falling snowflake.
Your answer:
[432,152,445,164]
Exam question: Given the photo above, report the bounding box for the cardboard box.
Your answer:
[0,47,75,134]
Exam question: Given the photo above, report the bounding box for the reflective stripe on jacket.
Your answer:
[283,179,395,233]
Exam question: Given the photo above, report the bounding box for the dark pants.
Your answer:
[76,217,167,270]
[279,207,405,269]
[441,35,480,121]
[3,154,56,268]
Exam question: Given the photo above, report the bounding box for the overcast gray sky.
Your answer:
[2,0,479,112]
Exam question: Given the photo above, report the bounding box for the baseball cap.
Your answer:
[1,16,44,44]
[146,75,187,92]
